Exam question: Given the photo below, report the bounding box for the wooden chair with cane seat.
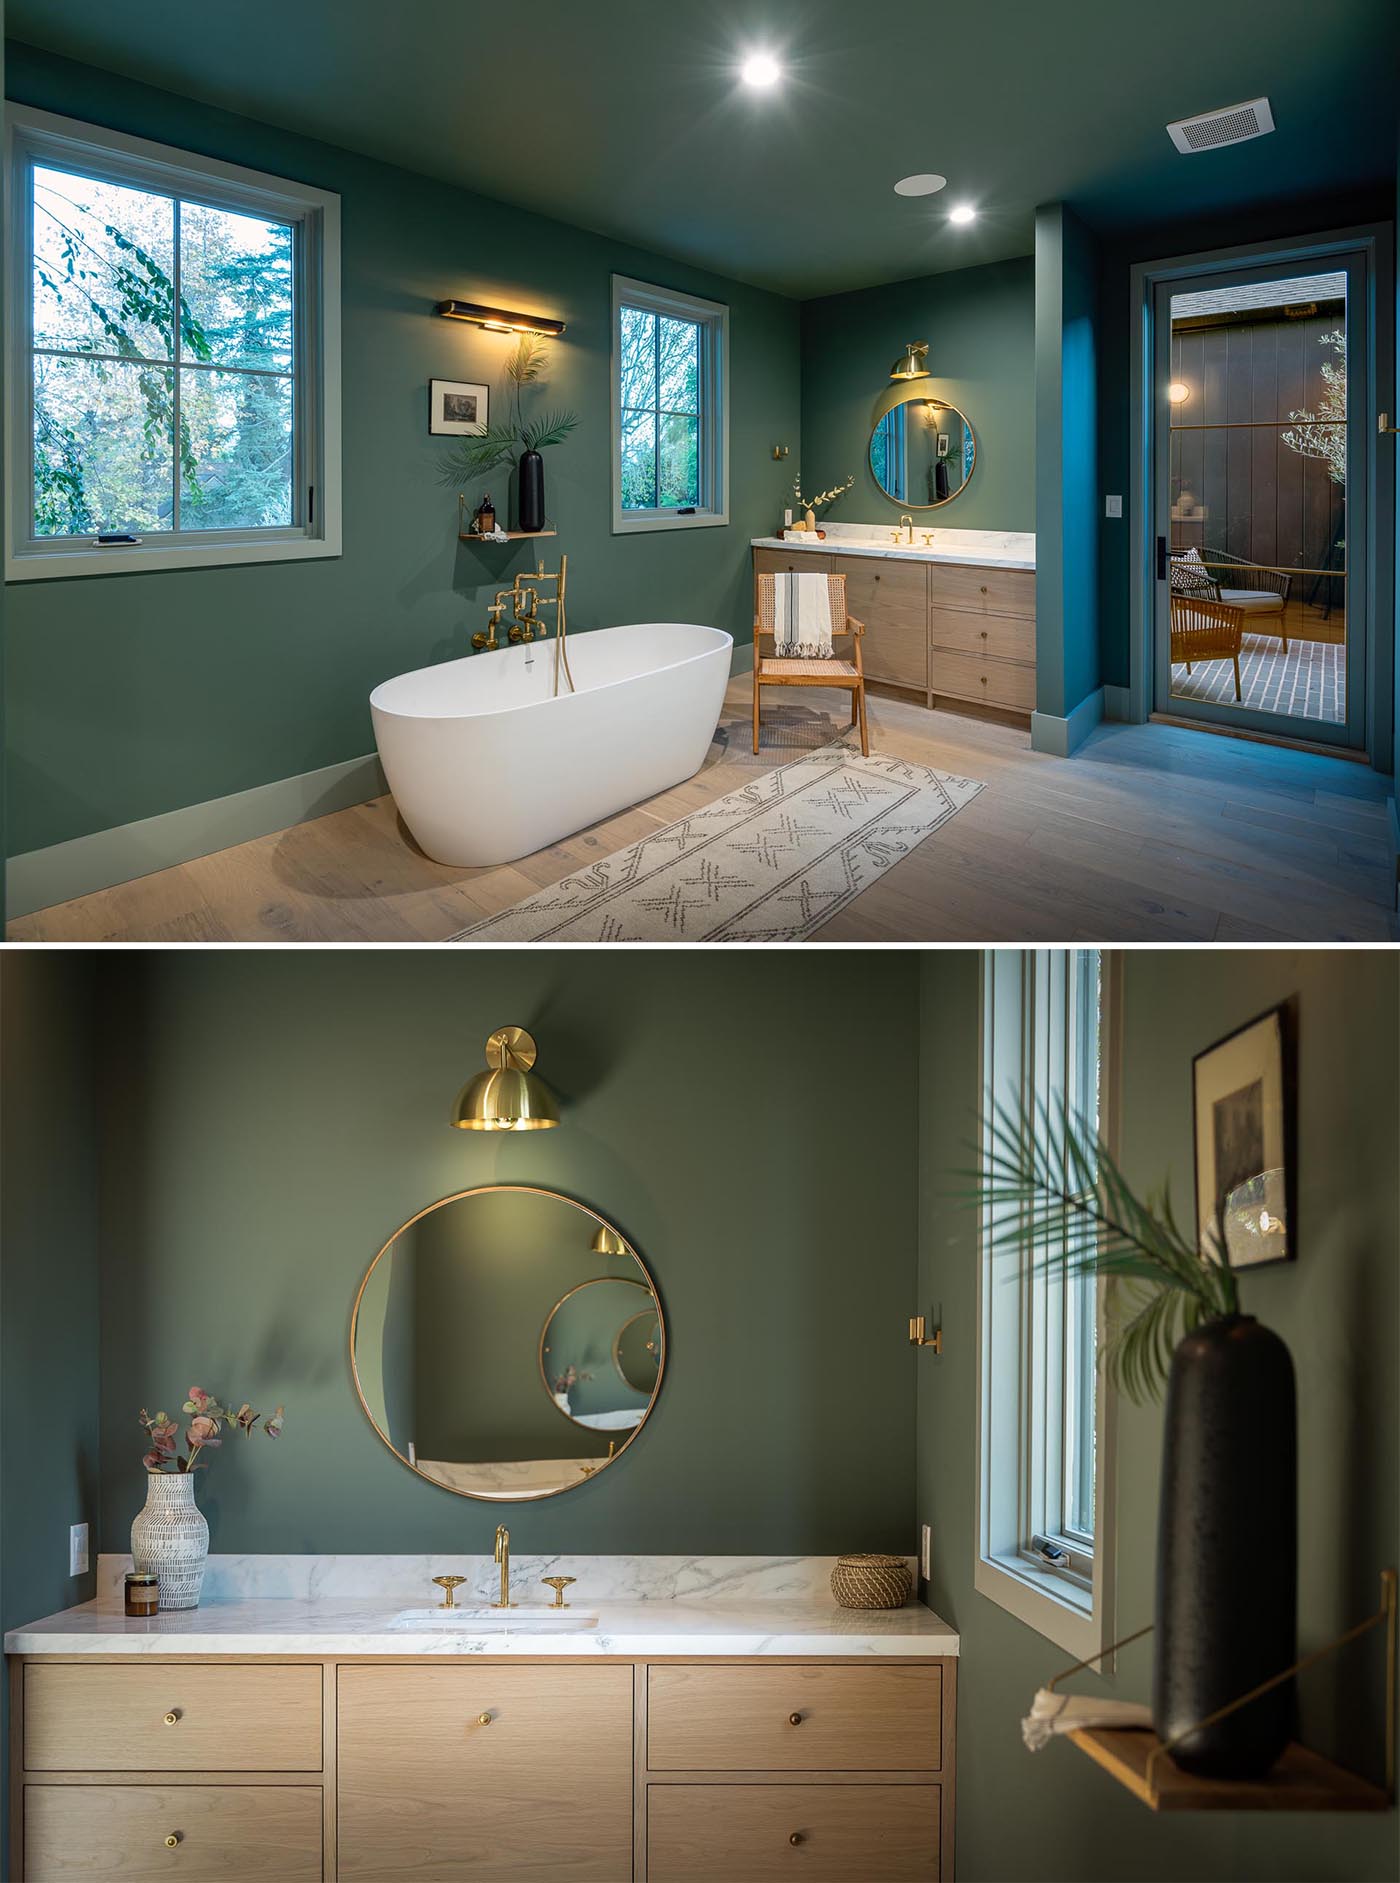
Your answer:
[753,570,868,756]
[1169,592,1244,701]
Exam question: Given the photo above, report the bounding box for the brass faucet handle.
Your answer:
[432,1575,467,1609]
[541,1576,576,1609]
[470,631,489,651]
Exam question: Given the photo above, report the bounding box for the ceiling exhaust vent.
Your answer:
[1167,96,1275,154]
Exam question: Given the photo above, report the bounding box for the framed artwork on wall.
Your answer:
[429,379,489,436]
[1192,1000,1297,1270]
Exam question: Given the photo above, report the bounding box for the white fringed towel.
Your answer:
[1021,1688,1153,1752]
[772,570,835,658]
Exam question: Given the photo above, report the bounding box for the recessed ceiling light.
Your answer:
[740,52,782,89]
[948,204,977,225]
[894,173,947,197]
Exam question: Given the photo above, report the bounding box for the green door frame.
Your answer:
[1127,224,1394,768]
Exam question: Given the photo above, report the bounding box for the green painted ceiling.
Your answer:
[8,0,1397,298]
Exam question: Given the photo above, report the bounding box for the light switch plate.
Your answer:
[69,1522,89,1576]
[1105,494,1123,518]
[920,1524,932,1581]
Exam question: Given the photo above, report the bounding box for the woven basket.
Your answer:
[830,1554,913,1611]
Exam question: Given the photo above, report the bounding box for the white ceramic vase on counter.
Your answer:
[131,1471,209,1609]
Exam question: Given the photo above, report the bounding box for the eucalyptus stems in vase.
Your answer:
[965,1097,1297,1779]
[438,335,578,533]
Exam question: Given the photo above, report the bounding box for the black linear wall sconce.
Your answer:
[435,299,566,336]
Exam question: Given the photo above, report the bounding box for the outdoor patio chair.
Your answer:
[1170,546,1291,651]
[1169,592,1243,701]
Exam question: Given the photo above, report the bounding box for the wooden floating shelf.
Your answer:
[1068,1727,1391,1813]
[458,529,558,542]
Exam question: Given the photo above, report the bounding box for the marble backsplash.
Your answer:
[97,1553,917,1606]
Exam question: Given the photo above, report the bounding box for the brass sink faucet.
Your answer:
[900,514,914,544]
[492,1525,516,1609]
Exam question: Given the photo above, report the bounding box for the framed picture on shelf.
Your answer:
[1192,1000,1297,1270]
[429,379,489,436]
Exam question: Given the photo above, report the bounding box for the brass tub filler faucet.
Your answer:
[471,556,575,697]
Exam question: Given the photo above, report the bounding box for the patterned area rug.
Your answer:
[1170,634,1344,723]
[451,735,983,943]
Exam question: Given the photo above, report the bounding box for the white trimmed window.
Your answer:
[976,949,1119,1659]
[5,104,341,581]
[611,275,728,533]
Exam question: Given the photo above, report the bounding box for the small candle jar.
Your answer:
[124,1572,159,1617]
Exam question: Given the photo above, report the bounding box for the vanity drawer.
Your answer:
[23,1664,322,1772]
[929,648,1036,713]
[647,1665,941,1771]
[929,605,1035,664]
[838,559,929,691]
[753,547,834,579]
[338,1664,632,1879]
[22,1784,322,1881]
[927,563,1035,618]
[647,1783,940,1881]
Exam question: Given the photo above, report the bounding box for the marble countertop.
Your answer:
[5,1594,959,1658]
[751,526,1035,572]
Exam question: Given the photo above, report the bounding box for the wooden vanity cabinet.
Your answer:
[10,1653,956,1881]
[336,1664,633,1881]
[752,545,1036,723]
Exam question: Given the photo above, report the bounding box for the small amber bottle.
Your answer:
[473,494,496,535]
[125,1572,159,1616]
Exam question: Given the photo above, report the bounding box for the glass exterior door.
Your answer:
[1152,254,1366,748]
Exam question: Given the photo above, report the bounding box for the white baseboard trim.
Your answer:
[1102,684,1132,722]
[1031,688,1104,758]
[7,752,387,922]
[730,640,755,677]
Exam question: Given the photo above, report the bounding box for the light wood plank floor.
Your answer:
[9,680,1398,944]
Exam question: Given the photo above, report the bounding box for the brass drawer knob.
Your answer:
[980,675,988,685]
[164,1833,182,1848]
[979,629,988,639]
[789,1832,804,1845]
[980,584,988,593]
[163,1711,181,1726]
[477,1712,494,1726]
[787,1711,803,1725]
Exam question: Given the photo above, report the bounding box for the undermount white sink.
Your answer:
[388,1607,598,1631]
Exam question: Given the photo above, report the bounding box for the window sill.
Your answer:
[976,1547,1104,1660]
[612,511,729,536]
[6,533,342,583]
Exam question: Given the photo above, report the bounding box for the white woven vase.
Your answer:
[131,1471,209,1610]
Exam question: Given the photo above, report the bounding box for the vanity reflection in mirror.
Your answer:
[351,1185,665,1501]
[870,390,976,508]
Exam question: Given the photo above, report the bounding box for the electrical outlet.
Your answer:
[1104,494,1123,518]
[68,1522,89,1577]
[919,1524,932,1581]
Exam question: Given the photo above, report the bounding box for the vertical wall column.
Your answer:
[1033,203,1103,756]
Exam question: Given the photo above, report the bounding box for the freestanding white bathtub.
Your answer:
[370,621,732,867]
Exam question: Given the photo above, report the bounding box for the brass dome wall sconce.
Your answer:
[451,1026,561,1131]
[890,341,931,382]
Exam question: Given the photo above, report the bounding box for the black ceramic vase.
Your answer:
[1153,1313,1297,1777]
[518,448,545,533]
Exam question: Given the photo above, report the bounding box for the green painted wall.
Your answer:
[3,42,801,859]
[799,258,1035,535]
[916,949,1399,1882]
[0,954,101,1854]
[94,950,919,1556]
[1034,203,1100,723]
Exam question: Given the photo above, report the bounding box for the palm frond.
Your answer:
[436,425,518,485]
[522,409,579,453]
[951,1090,1239,1403]
[506,335,549,385]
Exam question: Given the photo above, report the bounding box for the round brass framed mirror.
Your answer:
[614,1307,662,1393]
[869,391,975,508]
[350,1185,666,1502]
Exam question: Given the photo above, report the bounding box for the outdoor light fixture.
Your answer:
[890,341,931,382]
[435,300,566,337]
[1168,381,1191,404]
[451,1027,561,1131]
[740,51,783,88]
